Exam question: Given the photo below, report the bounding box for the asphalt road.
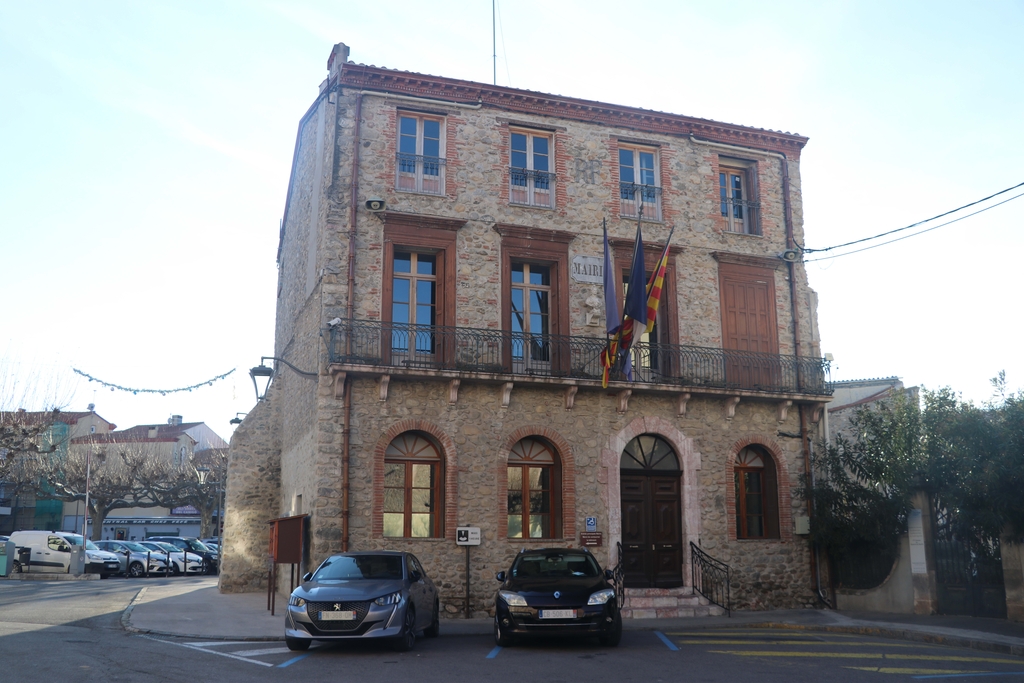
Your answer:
[3,579,1024,682]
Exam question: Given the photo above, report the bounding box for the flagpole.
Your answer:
[615,195,645,375]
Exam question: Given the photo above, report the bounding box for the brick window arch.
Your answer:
[498,427,575,540]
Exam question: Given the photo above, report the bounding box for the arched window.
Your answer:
[620,434,679,472]
[734,445,780,539]
[384,432,443,538]
[507,438,559,538]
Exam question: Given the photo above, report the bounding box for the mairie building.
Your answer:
[221,42,833,617]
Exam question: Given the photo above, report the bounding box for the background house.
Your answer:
[0,405,116,534]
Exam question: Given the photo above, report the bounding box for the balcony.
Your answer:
[620,183,662,220]
[325,319,832,399]
[721,196,761,235]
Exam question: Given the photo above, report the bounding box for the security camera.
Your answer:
[779,249,800,262]
[365,198,386,212]
[327,317,342,327]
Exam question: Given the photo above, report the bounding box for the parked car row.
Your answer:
[3,532,218,578]
[284,546,621,652]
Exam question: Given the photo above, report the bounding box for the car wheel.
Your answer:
[392,607,416,652]
[128,562,145,578]
[494,616,514,647]
[599,612,622,647]
[285,636,310,652]
[171,563,181,576]
[424,600,440,638]
[11,560,22,574]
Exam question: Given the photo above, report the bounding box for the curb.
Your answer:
[119,586,284,641]
[744,622,1024,658]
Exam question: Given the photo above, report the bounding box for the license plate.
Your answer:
[539,609,576,619]
[320,611,357,621]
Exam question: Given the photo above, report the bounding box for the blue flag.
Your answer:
[623,223,646,323]
[603,220,620,335]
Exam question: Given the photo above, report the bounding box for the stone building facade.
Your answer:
[221,42,833,616]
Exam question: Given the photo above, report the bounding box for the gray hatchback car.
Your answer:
[285,551,439,652]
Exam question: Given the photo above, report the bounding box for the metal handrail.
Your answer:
[690,541,730,617]
[324,319,833,396]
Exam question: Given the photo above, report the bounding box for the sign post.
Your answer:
[456,526,481,618]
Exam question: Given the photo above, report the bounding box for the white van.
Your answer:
[9,530,121,577]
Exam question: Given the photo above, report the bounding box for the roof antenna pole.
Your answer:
[492,0,497,85]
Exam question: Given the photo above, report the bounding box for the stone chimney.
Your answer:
[168,415,183,426]
[328,42,350,79]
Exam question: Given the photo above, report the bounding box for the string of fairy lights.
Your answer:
[72,368,235,395]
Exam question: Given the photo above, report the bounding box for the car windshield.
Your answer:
[152,542,179,553]
[314,555,404,581]
[63,534,100,551]
[512,552,601,578]
[187,540,211,552]
[123,542,149,552]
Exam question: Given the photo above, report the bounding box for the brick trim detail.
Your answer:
[371,420,459,541]
[495,426,576,541]
[724,435,794,543]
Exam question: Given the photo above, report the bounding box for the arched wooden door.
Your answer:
[619,434,683,588]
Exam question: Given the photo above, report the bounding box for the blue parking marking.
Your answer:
[278,653,312,668]
[654,631,679,651]
[486,646,502,659]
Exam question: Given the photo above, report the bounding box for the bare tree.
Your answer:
[14,438,175,539]
[147,449,228,538]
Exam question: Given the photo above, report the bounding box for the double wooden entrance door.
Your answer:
[620,474,683,588]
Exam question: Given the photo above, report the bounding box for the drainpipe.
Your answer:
[780,155,825,605]
[341,92,363,552]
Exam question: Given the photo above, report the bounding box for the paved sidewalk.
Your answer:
[123,579,1024,656]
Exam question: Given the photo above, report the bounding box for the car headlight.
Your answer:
[288,596,306,607]
[499,590,528,607]
[87,553,102,561]
[374,591,402,606]
[588,589,615,605]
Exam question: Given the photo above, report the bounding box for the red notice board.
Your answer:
[269,514,306,564]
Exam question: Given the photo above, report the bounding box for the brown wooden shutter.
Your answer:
[763,453,780,539]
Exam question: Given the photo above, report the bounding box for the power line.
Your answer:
[802,180,1024,254]
[805,190,1024,263]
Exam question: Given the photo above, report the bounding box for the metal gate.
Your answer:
[932,499,1006,618]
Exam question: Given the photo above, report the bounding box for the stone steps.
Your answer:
[620,586,726,619]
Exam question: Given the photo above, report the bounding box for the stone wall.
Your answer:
[219,394,281,593]
[303,377,817,615]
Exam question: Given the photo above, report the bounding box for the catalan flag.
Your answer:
[644,227,674,334]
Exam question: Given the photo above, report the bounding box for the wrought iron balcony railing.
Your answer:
[325,319,832,396]
[720,196,761,235]
[396,153,446,194]
[619,183,662,219]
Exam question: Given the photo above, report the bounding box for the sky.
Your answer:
[2,1,1023,436]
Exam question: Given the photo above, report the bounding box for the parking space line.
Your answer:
[654,631,679,651]
[486,646,502,659]
[229,647,292,656]
[278,653,312,668]
[140,635,274,667]
[913,673,1024,680]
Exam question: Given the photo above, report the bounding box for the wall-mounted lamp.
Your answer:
[229,412,246,426]
[249,356,318,400]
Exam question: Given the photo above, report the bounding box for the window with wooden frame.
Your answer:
[719,158,760,235]
[496,225,572,376]
[382,214,461,366]
[619,144,661,220]
[734,445,780,539]
[510,262,551,371]
[507,438,560,538]
[396,113,445,195]
[383,432,444,538]
[509,130,554,208]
